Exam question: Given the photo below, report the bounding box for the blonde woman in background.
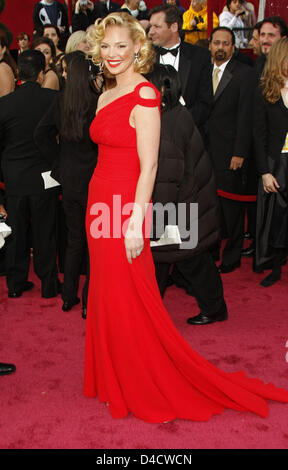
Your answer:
[65,30,90,53]
[254,38,288,287]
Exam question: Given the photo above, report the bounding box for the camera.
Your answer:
[80,0,88,5]
[194,15,204,26]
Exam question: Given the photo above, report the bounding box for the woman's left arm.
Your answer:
[125,85,160,264]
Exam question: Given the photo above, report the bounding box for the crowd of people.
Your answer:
[0,0,287,406]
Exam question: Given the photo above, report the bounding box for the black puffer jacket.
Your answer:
[151,104,220,262]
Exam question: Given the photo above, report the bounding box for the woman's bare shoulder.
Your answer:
[0,61,14,77]
[43,69,59,90]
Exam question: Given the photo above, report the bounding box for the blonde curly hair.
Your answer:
[261,38,288,104]
[86,12,155,74]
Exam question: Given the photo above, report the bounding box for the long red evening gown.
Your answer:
[84,82,288,423]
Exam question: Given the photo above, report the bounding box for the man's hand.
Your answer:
[229,156,244,170]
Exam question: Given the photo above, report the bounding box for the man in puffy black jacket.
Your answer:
[148,64,228,326]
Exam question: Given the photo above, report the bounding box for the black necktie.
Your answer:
[157,46,180,57]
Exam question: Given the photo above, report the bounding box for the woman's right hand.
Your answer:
[124,219,144,264]
[262,173,280,193]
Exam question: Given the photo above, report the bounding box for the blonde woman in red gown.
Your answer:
[83,12,288,423]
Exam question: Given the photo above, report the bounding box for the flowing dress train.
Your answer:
[84,82,288,423]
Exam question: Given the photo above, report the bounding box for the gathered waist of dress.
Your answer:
[93,145,140,181]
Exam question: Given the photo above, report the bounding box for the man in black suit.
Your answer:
[208,26,256,273]
[0,50,60,299]
[148,4,213,138]
[0,196,16,376]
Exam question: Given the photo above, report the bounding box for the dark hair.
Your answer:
[253,21,263,33]
[17,50,46,81]
[42,23,66,51]
[149,5,183,32]
[163,0,182,5]
[17,32,30,42]
[209,26,236,45]
[260,16,288,38]
[60,51,99,142]
[42,24,61,40]
[31,36,56,59]
[0,34,18,78]
[146,63,181,111]
[226,0,243,11]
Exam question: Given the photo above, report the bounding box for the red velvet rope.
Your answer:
[217,188,257,202]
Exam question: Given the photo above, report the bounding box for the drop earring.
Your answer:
[98,61,104,74]
[134,52,139,64]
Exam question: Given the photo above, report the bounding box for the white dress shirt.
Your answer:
[212,59,231,83]
[159,42,181,71]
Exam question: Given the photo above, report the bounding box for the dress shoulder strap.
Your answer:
[134,82,161,109]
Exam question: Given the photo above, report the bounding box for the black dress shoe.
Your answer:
[8,281,34,298]
[260,268,281,287]
[82,307,87,319]
[0,362,16,376]
[62,297,80,312]
[218,261,240,274]
[187,307,228,325]
[254,257,287,273]
[241,241,255,257]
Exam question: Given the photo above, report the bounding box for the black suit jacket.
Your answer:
[254,54,266,81]
[34,92,99,194]
[178,42,213,130]
[71,8,98,32]
[253,87,288,175]
[0,189,4,206]
[93,1,120,19]
[0,82,58,196]
[208,58,256,176]
[155,42,213,131]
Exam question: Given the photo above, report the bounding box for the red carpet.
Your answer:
[1,250,288,449]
